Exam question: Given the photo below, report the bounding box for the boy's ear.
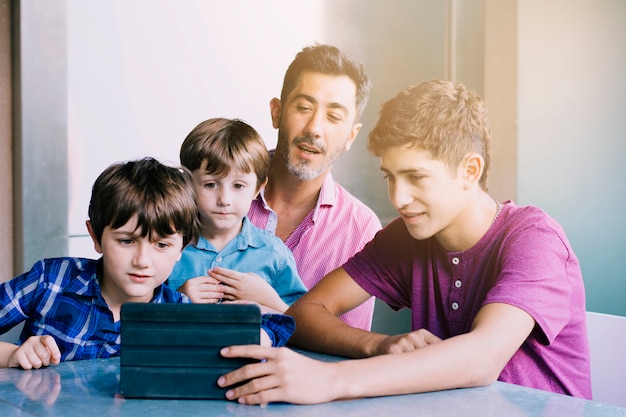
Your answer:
[461,153,484,189]
[86,220,103,254]
[343,122,362,152]
[270,98,282,129]
[255,177,269,197]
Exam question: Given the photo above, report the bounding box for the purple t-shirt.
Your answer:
[343,201,591,399]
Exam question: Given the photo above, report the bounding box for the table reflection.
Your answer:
[0,356,622,417]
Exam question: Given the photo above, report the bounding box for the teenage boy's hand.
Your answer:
[218,345,339,405]
[177,275,225,304]
[374,329,443,355]
[208,267,288,313]
[8,335,61,369]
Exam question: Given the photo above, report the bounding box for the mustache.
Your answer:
[292,136,327,153]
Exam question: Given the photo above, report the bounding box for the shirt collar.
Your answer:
[258,171,337,211]
[312,173,337,222]
[193,217,262,251]
[63,258,102,297]
[150,284,168,303]
[318,172,337,207]
[234,217,263,249]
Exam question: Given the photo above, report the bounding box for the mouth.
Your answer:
[399,211,424,223]
[297,143,321,155]
[129,274,152,283]
[293,137,324,155]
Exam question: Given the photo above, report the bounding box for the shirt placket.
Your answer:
[448,254,465,332]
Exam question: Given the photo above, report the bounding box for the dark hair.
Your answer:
[179,118,269,190]
[281,44,371,121]
[88,157,200,246]
[368,79,491,190]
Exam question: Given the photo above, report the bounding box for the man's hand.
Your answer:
[177,275,224,304]
[217,345,340,405]
[374,329,443,355]
[8,335,61,369]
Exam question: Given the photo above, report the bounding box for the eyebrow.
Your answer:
[110,229,140,237]
[200,172,253,181]
[380,166,426,174]
[292,93,350,115]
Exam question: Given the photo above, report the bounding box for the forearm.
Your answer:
[287,299,387,358]
[333,334,498,400]
[334,304,534,399]
[259,294,289,314]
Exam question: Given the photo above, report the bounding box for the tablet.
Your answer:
[119,303,261,399]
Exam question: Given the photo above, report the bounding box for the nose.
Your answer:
[388,179,413,211]
[303,109,323,139]
[216,186,231,206]
[133,242,150,268]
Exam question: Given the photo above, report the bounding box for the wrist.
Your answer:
[361,332,389,357]
[331,360,361,401]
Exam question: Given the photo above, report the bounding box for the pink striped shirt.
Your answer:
[248,173,382,330]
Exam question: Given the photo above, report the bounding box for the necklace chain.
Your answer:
[492,201,503,226]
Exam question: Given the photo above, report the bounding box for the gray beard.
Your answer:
[284,155,327,181]
[279,136,344,181]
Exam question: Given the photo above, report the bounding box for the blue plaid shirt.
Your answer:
[0,258,294,362]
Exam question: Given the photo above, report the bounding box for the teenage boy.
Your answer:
[0,157,293,369]
[248,44,382,329]
[218,80,591,404]
[168,118,307,313]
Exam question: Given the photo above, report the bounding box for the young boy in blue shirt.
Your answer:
[0,157,294,369]
[168,118,307,313]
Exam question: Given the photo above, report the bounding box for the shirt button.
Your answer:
[454,280,462,288]
[451,257,460,265]
[216,257,222,263]
[451,302,459,310]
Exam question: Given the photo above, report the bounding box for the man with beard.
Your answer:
[248,44,381,330]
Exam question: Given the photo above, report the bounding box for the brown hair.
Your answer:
[179,118,269,190]
[368,79,491,190]
[88,157,200,246]
[281,44,371,121]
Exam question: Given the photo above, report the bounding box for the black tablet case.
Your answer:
[119,303,261,399]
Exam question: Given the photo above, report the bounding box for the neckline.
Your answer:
[492,200,503,226]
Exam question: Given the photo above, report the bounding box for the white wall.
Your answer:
[67,0,328,257]
[516,0,626,315]
[66,0,462,258]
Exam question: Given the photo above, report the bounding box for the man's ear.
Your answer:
[86,220,103,254]
[270,98,282,129]
[461,153,484,189]
[344,122,362,152]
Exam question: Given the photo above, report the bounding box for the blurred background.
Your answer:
[1,1,624,336]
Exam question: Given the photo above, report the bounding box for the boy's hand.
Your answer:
[177,275,224,304]
[8,335,61,369]
[209,267,288,313]
[218,345,339,405]
[374,329,443,355]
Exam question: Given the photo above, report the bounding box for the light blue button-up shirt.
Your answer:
[168,217,306,305]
